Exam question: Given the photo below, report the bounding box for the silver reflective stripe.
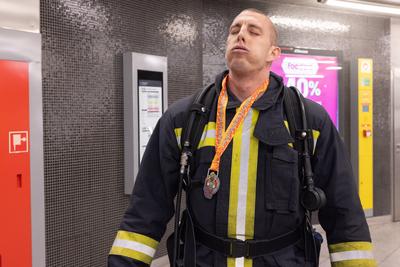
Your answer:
[112,239,156,257]
[200,128,215,140]
[235,109,253,267]
[330,250,374,262]
[236,109,253,239]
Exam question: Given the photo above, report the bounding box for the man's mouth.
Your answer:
[232,45,249,52]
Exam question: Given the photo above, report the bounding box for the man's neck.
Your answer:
[228,70,270,102]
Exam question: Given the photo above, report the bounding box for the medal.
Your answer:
[203,169,220,199]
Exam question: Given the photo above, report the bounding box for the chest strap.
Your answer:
[194,225,302,258]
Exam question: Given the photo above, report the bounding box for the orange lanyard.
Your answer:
[209,75,269,173]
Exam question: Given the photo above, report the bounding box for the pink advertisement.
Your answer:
[271,53,340,128]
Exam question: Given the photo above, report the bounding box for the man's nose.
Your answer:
[236,26,246,42]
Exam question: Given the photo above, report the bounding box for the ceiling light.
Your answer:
[318,0,400,15]
[270,15,350,33]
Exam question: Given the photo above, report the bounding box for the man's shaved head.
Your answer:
[225,8,281,76]
[239,8,278,46]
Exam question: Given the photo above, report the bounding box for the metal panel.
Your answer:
[123,52,168,195]
[0,27,44,267]
[391,18,400,222]
[0,0,39,33]
[393,67,400,222]
[350,59,359,191]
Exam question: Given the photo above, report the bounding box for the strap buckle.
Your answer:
[228,239,254,258]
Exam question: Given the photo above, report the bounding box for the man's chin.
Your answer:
[228,63,252,75]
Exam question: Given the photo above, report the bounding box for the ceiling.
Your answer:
[242,0,400,18]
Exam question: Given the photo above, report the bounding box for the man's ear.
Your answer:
[266,46,281,65]
[270,46,281,61]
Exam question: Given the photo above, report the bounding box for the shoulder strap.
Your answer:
[283,86,314,157]
[172,85,215,266]
[180,84,216,189]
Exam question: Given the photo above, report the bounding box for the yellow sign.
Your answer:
[358,58,373,216]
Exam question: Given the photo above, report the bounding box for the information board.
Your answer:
[138,79,163,161]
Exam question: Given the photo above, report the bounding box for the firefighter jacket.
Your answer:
[108,71,376,267]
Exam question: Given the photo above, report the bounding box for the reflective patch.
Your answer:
[312,130,320,153]
[329,241,376,266]
[174,128,182,148]
[198,122,216,149]
[109,231,159,264]
[174,122,216,149]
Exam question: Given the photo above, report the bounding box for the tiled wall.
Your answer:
[40,0,202,266]
[40,0,391,266]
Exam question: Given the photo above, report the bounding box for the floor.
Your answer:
[317,215,400,267]
[151,215,400,266]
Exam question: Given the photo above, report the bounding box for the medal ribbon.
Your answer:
[209,75,269,172]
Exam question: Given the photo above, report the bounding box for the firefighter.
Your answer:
[108,8,376,267]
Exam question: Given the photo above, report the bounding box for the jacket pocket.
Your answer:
[265,145,300,213]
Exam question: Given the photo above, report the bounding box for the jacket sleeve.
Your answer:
[311,107,377,267]
[108,110,181,267]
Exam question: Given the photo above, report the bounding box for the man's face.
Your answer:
[225,11,279,74]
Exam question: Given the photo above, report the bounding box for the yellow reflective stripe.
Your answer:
[329,242,376,266]
[175,123,217,149]
[174,128,182,139]
[244,110,259,267]
[312,130,320,153]
[174,128,182,148]
[283,120,320,151]
[110,246,153,264]
[198,122,216,149]
[235,110,253,240]
[227,108,242,267]
[331,259,377,267]
[329,241,373,253]
[227,257,236,267]
[283,120,289,129]
[244,257,252,267]
[245,110,259,238]
[228,109,241,239]
[227,109,258,267]
[283,120,294,148]
[110,231,159,264]
[116,231,159,249]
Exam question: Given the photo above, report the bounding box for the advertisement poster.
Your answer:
[271,52,340,128]
[138,80,163,161]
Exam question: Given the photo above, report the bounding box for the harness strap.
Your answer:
[194,225,302,258]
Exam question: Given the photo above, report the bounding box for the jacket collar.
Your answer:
[213,70,284,111]
[213,70,293,146]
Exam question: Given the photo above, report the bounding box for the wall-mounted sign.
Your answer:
[123,53,168,194]
[271,47,341,128]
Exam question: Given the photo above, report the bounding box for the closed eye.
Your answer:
[230,26,240,35]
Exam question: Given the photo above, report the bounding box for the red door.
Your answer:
[0,60,31,267]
